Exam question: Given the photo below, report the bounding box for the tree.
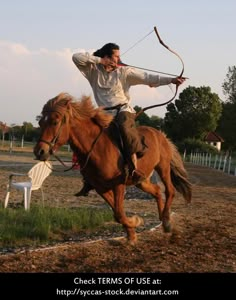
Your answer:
[217,102,236,150]
[0,122,9,146]
[217,66,236,150]
[222,66,236,104]
[134,106,152,126]
[164,86,222,142]
[149,115,164,130]
[21,122,34,141]
[134,106,164,129]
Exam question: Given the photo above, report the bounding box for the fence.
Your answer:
[185,152,236,176]
[0,140,71,153]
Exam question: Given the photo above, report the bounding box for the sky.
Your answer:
[0,0,235,127]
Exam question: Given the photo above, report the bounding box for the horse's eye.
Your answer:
[39,115,48,125]
[38,116,46,126]
[52,120,59,126]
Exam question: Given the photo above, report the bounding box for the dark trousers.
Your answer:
[115,111,144,157]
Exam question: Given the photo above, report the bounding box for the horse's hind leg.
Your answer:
[137,179,164,222]
[156,165,175,232]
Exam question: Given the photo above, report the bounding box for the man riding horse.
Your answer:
[72,43,185,196]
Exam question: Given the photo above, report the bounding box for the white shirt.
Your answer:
[72,52,173,114]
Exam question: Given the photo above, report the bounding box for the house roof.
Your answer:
[203,131,224,142]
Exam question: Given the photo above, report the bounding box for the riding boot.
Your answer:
[74,179,93,197]
[129,153,146,184]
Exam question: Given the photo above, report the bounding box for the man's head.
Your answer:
[94,43,119,58]
[94,43,120,69]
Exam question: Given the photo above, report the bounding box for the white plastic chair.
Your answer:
[4,161,52,210]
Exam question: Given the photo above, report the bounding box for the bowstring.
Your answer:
[168,83,174,94]
[120,27,184,119]
[121,29,154,57]
[121,27,188,79]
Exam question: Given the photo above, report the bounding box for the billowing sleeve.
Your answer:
[125,67,173,87]
[72,52,101,77]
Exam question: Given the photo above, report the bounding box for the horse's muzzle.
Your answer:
[33,144,51,161]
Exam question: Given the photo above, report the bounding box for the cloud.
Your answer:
[0,40,30,55]
[0,41,170,126]
[0,41,90,126]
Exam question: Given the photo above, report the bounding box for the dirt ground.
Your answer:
[0,152,235,273]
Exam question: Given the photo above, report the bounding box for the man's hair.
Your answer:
[93,43,119,58]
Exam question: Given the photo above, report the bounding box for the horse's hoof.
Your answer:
[127,236,137,246]
[163,221,172,232]
[135,215,144,227]
[74,191,89,197]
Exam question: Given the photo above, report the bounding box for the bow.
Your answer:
[121,26,185,119]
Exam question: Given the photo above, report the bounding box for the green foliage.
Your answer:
[3,122,39,142]
[21,122,35,140]
[149,115,164,129]
[217,66,236,151]
[164,86,222,142]
[222,66,236,104]
[134,106,152,126]
[176,138,219,154]
[134,105,163,129]
[0,206,114,248]
[217,102,236,151]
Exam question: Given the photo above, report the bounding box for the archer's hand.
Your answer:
[171,77,186,86]
[100,57,117,71]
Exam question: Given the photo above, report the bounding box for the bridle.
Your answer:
[38,111,74,170]
[38,111,66,154]
[38,109,103,172]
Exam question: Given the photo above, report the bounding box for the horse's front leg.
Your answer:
[114,184,144,244]
[99,185,143,244]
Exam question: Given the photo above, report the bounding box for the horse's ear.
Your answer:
[65,99,73,116]
[65,99,71,107]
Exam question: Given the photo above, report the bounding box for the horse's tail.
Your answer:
[167,139,192,203]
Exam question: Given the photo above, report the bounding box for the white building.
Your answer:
[203,132,224,151]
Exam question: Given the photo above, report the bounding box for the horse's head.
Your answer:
[34,93,72,161]
[34,92,114,161]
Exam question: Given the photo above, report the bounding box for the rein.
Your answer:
[38,112,75,172]
[39,109,104,172]
[104,103,126,114]
[77,126,103,172]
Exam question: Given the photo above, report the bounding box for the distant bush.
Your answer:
[176,138,219,155]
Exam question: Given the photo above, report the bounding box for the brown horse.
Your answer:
[34,92,192,244]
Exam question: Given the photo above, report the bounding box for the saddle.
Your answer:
[74,121,147,197]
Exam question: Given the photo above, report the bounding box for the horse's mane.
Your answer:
[42,92,114,128]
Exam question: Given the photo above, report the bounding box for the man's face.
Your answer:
[111,49,120,65]
[104,49,120,72]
